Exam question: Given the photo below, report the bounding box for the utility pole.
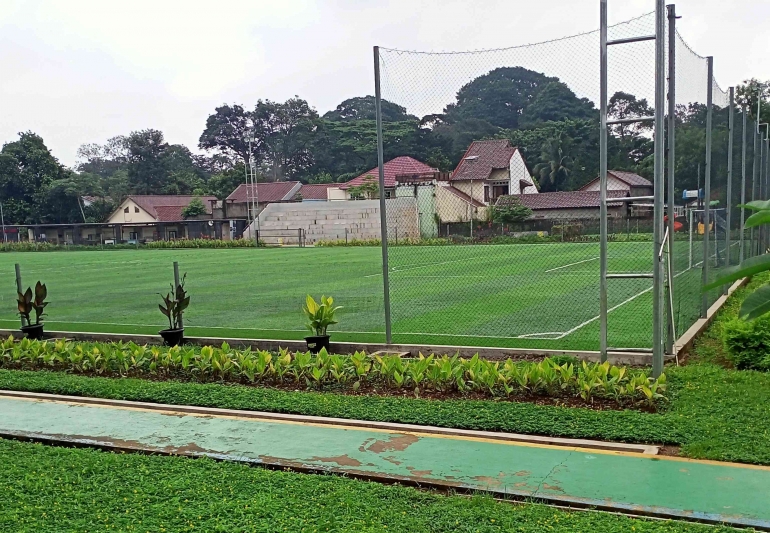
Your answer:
[0,202,7,243]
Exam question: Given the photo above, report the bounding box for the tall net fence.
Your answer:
[378,13,659,350]
[378,9,747,351]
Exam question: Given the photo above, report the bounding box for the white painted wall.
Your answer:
[509,150,538,195]
[107,198,156,223]
[580,175,628,192]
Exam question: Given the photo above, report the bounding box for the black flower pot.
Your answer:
[20,324,44,340]
[159,328,184,347]
[305,335,330,354]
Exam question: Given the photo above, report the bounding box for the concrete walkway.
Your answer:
[1,392,768,529]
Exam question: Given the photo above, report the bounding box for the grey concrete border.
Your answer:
[0,328,667,366]
[0,390,660,455]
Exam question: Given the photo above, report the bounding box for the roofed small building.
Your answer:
[579,171,653,197]
[333,156,438,200]
[224,181,303,218]
[496,190,630,220]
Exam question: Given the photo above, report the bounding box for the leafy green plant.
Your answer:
[489,200,532,224]
[159,275,190,330]
[16,282,48,325]
[303,295,341,337]
[722,315,770,371]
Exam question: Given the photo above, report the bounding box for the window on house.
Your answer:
[484,186,490,203]
[168,230,177,240]
[134,207,140,213]
[129,232,138,240]
[87,234,94,241]
[492,184,509,202]
[124,207,129,213]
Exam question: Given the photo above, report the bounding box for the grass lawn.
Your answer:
[0,438,737,533]
[0,242,716,350]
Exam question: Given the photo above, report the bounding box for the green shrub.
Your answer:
[722,315,770,371]
[0,337,666,406]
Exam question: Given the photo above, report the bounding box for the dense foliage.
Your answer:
[3,70,759,226]
[0,337,666,406]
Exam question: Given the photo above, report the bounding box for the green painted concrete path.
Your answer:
[1,393,769,529]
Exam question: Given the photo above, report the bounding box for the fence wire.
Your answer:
[378,9,743,351]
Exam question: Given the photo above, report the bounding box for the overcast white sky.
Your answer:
[0,0,767,168]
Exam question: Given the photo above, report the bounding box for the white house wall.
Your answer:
[106,198,157,223]
[509,150,538,194]
[580,175,628,192]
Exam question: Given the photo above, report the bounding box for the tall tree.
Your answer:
[0,132,69,224]
[608,91,654,140]
[532,132,574,192]
[323,96,416,122]
[198,104,252,163]
[519,82,596,127]
[444,67,557,129]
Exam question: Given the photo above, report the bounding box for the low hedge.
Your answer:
[0,238,262,252]
[0,337,666,406]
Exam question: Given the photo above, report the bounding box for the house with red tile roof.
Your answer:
[495,190,631,220]
[579,171,653,197]
[106,195,218,241]
[224,181,303,218]
[333,156,438,200]
[435,139,537,223]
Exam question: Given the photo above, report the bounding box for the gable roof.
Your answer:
[340,156,437,189]
[226,182,302,203]
[298,183,337,200]
[126,195,216,222]
[450,140,519,182]
[443,185,486,208]
[580,171,653,190]
[496,190,629,210]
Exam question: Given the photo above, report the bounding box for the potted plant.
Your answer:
[158,275,189,346]
[17,282,48,340]
[303,295,341,354]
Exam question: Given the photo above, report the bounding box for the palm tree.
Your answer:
[533,133,573,191]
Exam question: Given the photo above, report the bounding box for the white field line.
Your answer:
[363,256,483,278]
[544,256,599,273]
[555,242,739,340]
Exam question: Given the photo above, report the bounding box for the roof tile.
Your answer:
[226,182,301,203]
[496,190,629,210]
[340,156,436,189]
[128,195,216,221]
[450,140,518,181]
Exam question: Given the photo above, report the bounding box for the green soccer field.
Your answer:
[0,242,714,351]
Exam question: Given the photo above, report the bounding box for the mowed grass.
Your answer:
[0,242,701,350]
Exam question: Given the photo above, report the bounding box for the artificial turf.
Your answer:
[0,243,711,350]
[0,438,739,533]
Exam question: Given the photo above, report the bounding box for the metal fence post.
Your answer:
[752,114,759,257]
[700,57,713,319]
[599,0,609,363]
[740,106,747,263]
[173,261,183,329]
[15,263,26,327]
[651,0,666,377]
[725,87,734,277]
[374,46,393,345]
[665,3,676,355]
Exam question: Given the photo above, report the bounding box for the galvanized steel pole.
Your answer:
[700,57,713,319]
[740,106,747,263]
[752,112,759,257]
[599,0,609,362]
[725,87,734,275]
[15,263,26,327]
[374,46,393,345]
[665,3,676,355]
[652,0,666,377]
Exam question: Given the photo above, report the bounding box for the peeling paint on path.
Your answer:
[0,395,769,529]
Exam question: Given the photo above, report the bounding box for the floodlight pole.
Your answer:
[598,0,609,362]
[664,3,677,355]
[725,87,734,277]
[374,46,393,345]
[651,0,666,377]
[740,106,747,264]
[700,57,713,319]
